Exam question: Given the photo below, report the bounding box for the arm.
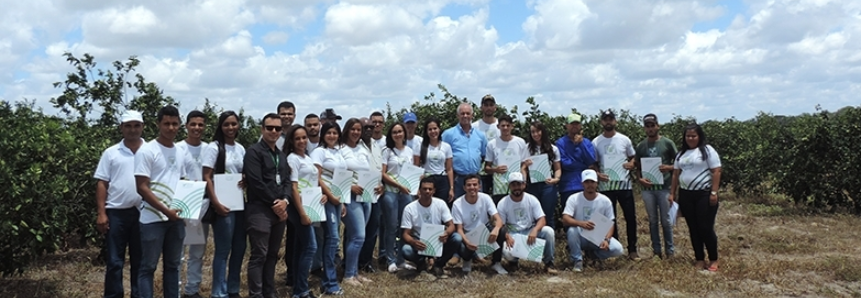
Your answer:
[446,158,455,201]
[710,167,722,204]
[242,149,280,204]
[292,181,311,225]
[413,155,421,167]
[669,169,681,203]
[403,228,426,251]
[440,220,456,244]
[548,161,562,184]
[457,224,475,250]
[95,180,109,234]
[527,216,547,245]
[317,165,337,205]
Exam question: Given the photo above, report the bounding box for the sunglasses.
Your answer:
[363,125,374,130]
[264,125,283,132]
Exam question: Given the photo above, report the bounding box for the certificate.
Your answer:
[503,233,545,262]
[418,224,446,257]
[330,169,354,204]
[398,164,424,195]
[528,154,551,184]
[492,153,522,195]
[601,154,628,181]
[465,227,500,258]
[640,157,664,185]
[170,180,207,220]
[356,170,381,203]
[668,201,679,226]
[581,212,613,246]
[214,174,244,211]
[300,187,327,223]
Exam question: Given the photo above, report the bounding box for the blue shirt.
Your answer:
[442,125,487,175]
[555,135,597,193]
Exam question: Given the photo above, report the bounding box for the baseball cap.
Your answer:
[508,172,525,183]
[120,110,143,124]
[403,112,417,123]
[566,113,582,124]
[481,94,496,104]
[643,113,658,124]
[601,110,616,120]
[321,108,342,120]
[581,169,598,183]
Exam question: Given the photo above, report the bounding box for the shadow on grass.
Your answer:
[0,279,61,298]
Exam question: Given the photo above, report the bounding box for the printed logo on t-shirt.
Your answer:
[648,147,657,157]
[605,145,617,154]
[679,156,695,170]
[502,148,514,157]
[514,208,526,219]
[421,212,431,223]
[487,130,498,140]
[583,207,593,220]
[470,210,479,222]
[430,149,443,162]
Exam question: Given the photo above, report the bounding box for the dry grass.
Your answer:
[3,195,861,298]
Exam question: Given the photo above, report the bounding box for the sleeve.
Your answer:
[484,196,499,216]
[441,129,452,145]
[485,141,495,162]
[480,132,488,158]
[236,145,246,173]
[581,138,598,166]
[201,142,218,169]
[552,145,561,162]
[625,137,636,157]
[413,144,421,156]
[497,200,508,223]
[706,145,722,169]
[93,149,112,181]
[281,154,294,201]
[242,146,276,203]
[562,193,576,216]
[440,201,453,223]
[134,146,152,178]
[673,151,683,170]
[557,138,576,171]
[400,206,414,229]
[444,142,453,159]
[288,154,300,182]
[310,148,325,166]
[531,196,545,219]
[601,197,615,221]
[520,139,530,161]
[451,201,463,225]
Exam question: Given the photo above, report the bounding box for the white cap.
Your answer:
[508,172,525,183]
[581,169,598,183]
[120,110,144,124]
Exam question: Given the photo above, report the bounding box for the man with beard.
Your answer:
[276,101,296,151]
[304,114,321,153]
[634,114,677,259]
[473,95,500,194]
[593,110,639,260]
[562,169,624,272]
[496,172,558,274]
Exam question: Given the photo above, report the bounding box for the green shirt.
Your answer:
[635,136,677,190]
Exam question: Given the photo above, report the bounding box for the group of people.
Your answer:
[95,95,723,298]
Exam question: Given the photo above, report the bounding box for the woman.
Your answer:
[413,117,454,206]
[522,121,562,229]
[380,122,414,272]
[669,123,722,272]
[285,124,323,298]
[201,111,246,298]
[310,122,347,295]
[339,118,374,286]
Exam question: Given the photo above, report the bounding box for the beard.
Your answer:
[511,189,524,197]
[603,124,615,131]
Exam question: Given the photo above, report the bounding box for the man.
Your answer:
[358,117,387,273]
[278,102,297,285]
[496,172,557,274]
[556,113,597,208]
[452,174,508,275]
[370,111,386,148]
[276,101,296,150]
[484,114,529,203]
[134,105,196,298]
[304,113,321,152]
[634,114,677,259]
[320,108,342,125]
[593,110,639,260]
[244,113,292,298]
[473,95,500,194]
[177,111,208,298]
[95,110,144,298]
[400,177,461,278]
[442,103,488,199]
[403,112,423,151]
[562,169,624,272]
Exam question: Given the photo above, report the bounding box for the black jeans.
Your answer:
[246,203,286,298]
[678,189,719,261]
[358,201,381,267]
[427,174,452,207]
[604,190,638,252]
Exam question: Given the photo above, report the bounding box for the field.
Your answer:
[2,194,860,298]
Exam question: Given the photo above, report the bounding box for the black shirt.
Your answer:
[243,140,293,206]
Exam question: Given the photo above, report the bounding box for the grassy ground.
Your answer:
[3,194,861,298]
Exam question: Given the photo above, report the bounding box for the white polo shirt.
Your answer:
[94,139,144,209]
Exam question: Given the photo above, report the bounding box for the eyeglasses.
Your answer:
[363,126,374,130]
[264,125,283,132]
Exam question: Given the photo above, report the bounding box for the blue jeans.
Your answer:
[527,182,558,229]
[211,211,247,297]
[380,191,412,266]
[402,233,462,268]
[510,226,556,265]
[184,222,209,295]
[642,189,674,256]
[343,199,370,278]
[566,226,624,262]
[358,201,380,267]
[104,208,141,298]
[138,220,185,298]
[290,208,318,297]
[321,203,343,293]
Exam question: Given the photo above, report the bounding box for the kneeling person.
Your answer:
[401,177,461,278]
[452,174,508,275]
[562,169,624,272]
[497,172,557,274]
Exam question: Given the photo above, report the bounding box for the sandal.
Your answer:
[707,261,719,272]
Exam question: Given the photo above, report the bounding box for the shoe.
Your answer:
[472,256,489,265]
[343,277,362,287]
[572,261,583,272]
[665,252,675,259]
[707,261,719,272]
[322,289,345,296]
[362,264,377,273]
[387,263,399,273]
[628,251,641,261]
[356,275,373,283]
[228,294,242,298]
[295,292,318,298]
[544,263,559,275]
[401,263,416,270]
[431,266,449,279]
[447,256,460,267]
[491,262,508,275]
[462,260,473,273]
[182,293,203,298]
[311,267,325,278]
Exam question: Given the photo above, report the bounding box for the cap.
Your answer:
[601,110,616,120]
[643,113,658,124]
[120,110,143,124]
[567,113,582,124]
[508,172,525,183]
[321,108,342,120]
[581,169,598,183]
[403,112,417,123]
[481,94,496,104]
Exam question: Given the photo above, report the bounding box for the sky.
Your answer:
[2,0,860,123]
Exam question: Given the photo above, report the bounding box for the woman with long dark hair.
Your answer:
[669,123,722,272]
[310,122,346,295]
[523,121,562,229]
[413,117,454,206]
[284,124,321,298]
[380,122,414,272]
[201,111,247,298]
[339,118,374,285]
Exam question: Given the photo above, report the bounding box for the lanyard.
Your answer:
[270,151,280,168]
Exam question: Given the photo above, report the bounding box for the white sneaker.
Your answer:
[401,263,416,270]
[387,263,399,273]
[462,260,473,273]
[491,262,508,275]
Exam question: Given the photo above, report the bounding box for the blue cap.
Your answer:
[403,112,417,123]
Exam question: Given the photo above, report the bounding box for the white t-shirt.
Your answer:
[486,136,529,194]
[414,141,453,175]
[311,146,347,185]
[94,139,144,209]
[176,140,207,181]
[289,153,319,190]
[593,133,636,191]
[383,146,414,192]
[134,140,194,224]
[307,140,319,153]
[406,135,423,152]
[201,141,245,175]
[401,198,453,238]
[366,142,385,175]
[342,144,370,184]
[674,145,721,191]
[497,193,544,232]
[452,193,498,232]
[563,191,615,222]
[372,136,386,149]
[529,144,562,163]
[473,119,500,141]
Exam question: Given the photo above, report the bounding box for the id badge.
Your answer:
[275,174,281,185]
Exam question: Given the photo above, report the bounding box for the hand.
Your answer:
[272,200,288,221]
[413,240,427,251]
[320,194,328,205]
[96,213,109,234]
[373,185,383,195]
[351,185,364,195]
[659,165,674,172]
[341,206,347,218]
[237,179,245,190]
[505,234,515,249]
[488,229,499,243]
[710,193,718,206]
[214,201,230,217]
[496,165,508,173]
[546,178,559,185]
[399,186,410,195]
[464,239,478,251]
[438,231,449,243]
[573,134,583,144]
[638,178,653,188]
[668,193,675,204]
[448,189,454,202]
[527,232,537,245]
[580,221,595,230]
[622,161,635,170]
[276,211,288,222]
[301,214,312,226]
[597,173,609,182]
[599,239,609,250]
[166,209,182,221]
[523,159,533,167]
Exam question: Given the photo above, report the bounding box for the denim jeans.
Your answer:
[138,220,185,298]
[289,208,318,297]
[380,191,412,266]
[401,233,462,268]
[358,201,380,267]
[184,222,209,295]
[245,203,286,298]
[565,226,624,262]
[311,225,324,272]
[510,226,556,265]
[458,222,506,263]
[104,208,141,298]
[343,199,370,278]
[642,189,674,256]
[604,190,638,252]
[527,182,559,229]
[211,211,247,297]
[321,203,343,293]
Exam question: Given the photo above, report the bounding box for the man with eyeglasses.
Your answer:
[276,101,296,151]
[369,111,386,149]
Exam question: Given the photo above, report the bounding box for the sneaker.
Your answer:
[431,266,449,279]
[628,251,641,261]
[473,256,490,265]
[572,261,583,272]
[322,289,344,296]
[401,263,416,270]
[462,260,473,273]
[182,293,203,298]
[491,262,508,275]
[447,256,460,267]
[544,263,559,275]
[387,263,399,273]
[356,275,373,283]
[362,264,377,273]
[343,277,362,287]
